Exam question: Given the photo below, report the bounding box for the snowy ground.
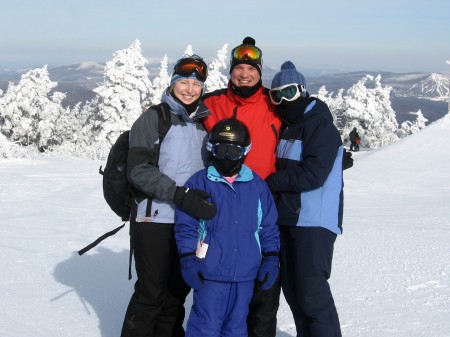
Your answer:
[1,114,449,337]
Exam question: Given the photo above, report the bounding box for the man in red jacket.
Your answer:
[202,37,282,337]
[203,37,282,181]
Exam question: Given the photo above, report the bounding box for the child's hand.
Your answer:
[180,254,205,290]
[257,255,279,290]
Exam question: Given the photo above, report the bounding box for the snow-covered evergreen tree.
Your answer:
[0,65,65,148]
[204,44,229,93]
[341,75,399,148]
[183,45,194,57]
[150,54,170,105]
[50,99,108,159]
[74,99,98,147]
[316,86,346,131]
[90,39,154,146]
[51,102,84,146]
[0,132,37,158]
[398,109,428,138]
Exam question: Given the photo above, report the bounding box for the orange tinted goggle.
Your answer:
[231,45,262,62]
[174,58,208,82]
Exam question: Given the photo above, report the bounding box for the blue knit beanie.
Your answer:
[271,61,307,90]
[170,72,202,86]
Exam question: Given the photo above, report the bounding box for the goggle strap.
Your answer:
[206,142,251,159]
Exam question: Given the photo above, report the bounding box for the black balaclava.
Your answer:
[208,118,251,177]
[276,93,311,125]
[211,155,244,177]
[230,79,262,99]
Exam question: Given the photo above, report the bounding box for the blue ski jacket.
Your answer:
[267,97,344,235]
[175,165,280,282]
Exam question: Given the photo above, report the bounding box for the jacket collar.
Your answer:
[162,89,210,122]
[207,164,253,184]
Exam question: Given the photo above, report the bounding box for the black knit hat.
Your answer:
[230,37,263,75]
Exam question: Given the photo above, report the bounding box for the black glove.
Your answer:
[343,149,353,170]
[174,186,217,220]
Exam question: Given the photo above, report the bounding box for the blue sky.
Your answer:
[1,0,449,73]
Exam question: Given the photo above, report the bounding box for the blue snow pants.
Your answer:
[186,280,254,337]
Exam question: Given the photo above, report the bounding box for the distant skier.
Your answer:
[349,127,360,151]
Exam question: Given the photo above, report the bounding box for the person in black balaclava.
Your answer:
[175,117,280,337]
[266,61,345,337]
[208,118,251,176]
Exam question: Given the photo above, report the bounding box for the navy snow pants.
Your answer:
[280,226,342,337]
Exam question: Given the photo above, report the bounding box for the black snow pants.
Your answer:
[247,272,281,337]
[121,222,190,337]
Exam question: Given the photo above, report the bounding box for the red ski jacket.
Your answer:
[202,85,282,179]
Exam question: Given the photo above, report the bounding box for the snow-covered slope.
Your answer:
[0,114,449,336]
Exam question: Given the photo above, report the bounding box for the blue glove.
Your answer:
[257,255,279,290]
[180,254,204,290]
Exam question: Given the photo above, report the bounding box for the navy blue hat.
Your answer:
[271,61,307,91]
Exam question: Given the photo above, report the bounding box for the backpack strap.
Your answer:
[154,102,172,150]
[78,223,126,256]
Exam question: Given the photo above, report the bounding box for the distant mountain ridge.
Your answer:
[0,62,448,124]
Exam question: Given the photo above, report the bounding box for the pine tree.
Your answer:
[317,86,346,132]
[204,44,229,93]
[90,39,154,146]
[151,54,170,105]
[51,102,82,146]
[341,75,399,148]
[183,45,194,57]
[398,109,428,138]
[0,132,34,158]
[0,65,65,149]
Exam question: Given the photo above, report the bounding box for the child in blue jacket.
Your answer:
[175,118,280,337]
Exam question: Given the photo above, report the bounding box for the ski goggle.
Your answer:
[207,142,251,160]
[174,56,208,82]
[269,83,305,105]
[231,44,262,63]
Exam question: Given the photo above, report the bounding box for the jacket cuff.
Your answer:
[167,184,177,201]
[263,251,279,257]
[180,251,196,258]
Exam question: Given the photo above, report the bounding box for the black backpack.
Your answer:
[78,103,171,265]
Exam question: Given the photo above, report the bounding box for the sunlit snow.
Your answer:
[1,114,449,336]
